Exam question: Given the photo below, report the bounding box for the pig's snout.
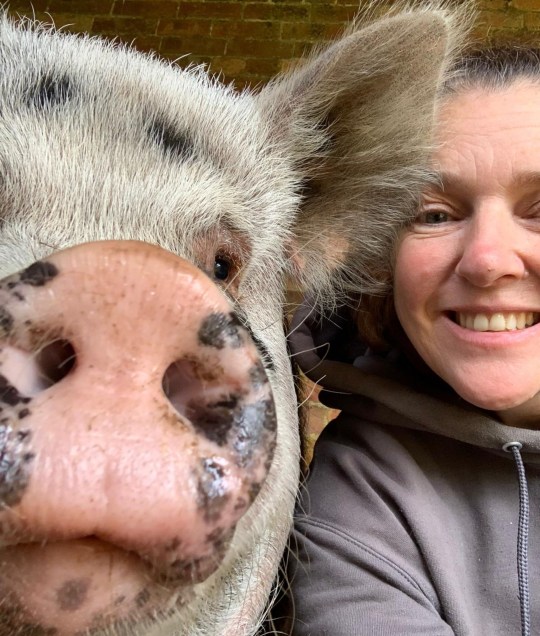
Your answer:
[0,241,276,632]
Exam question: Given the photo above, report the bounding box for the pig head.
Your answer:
[0,4,469,635]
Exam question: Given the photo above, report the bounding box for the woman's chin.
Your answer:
[0,539,188,636]
[455,383,540,425]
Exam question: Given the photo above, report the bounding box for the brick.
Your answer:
[273,5,311,20]
[127,34,162,53]
[47,13,95,31]
[113,1,178,18]
[48,0,113,14]
[226,37,294,57]
[477,9,524,28]
[293,40,318,57]
[158,19,211,37]
[8,1,49,12]
[244,3,310,21]
[209,56,247,76]
[245,56,281,76]
[161,35,226,56]
[178,2,243,19]
[213,20,281,40]
[281,20,342,41]
[93,17,158,36]
[311,3,358,22]
[243,4,275,20]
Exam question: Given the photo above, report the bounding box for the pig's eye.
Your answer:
[213,255,232,281]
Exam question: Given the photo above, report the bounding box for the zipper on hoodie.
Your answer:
[503,441,531,636]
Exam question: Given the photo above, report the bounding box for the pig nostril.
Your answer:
[162,359,203,417]
[35,339,76,387]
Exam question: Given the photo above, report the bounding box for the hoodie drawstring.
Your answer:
[503,441,530,636]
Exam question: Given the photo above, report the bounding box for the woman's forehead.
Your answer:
[430,81,540,191]
[437,80,540,135]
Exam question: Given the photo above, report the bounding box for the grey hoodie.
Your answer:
[288,304,540,636]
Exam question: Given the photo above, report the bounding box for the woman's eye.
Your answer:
[213,255,231,281]
[416,210,452,225]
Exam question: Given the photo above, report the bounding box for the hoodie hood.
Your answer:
[290,300,540,463]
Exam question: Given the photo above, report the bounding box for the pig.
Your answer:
[0,3,469,635]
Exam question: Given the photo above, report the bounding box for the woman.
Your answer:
[289,47,540,636]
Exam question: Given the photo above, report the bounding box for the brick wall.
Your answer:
[6,1,540,89]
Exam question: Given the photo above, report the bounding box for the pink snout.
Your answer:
[0,241,276,633]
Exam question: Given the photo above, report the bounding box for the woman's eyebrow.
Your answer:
[427,172,466,194]
[512,171,540,188]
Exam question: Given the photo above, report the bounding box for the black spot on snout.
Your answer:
[188,395,239,446]
[56,578,90,612]
[249,361,269,389]
[148,119,195,161]
[0,375,31,407]
[0,306,13,335]
[197,458,230,523]
[28,74,73,110]
[198,312,244,350]
[19,261,58,287]
[0,423,34,507]
[232,398,277,467]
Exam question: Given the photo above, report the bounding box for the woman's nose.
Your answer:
[454,202,528,287]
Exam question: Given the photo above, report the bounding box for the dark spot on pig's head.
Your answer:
[188,395,239,446]
[148,119,195,161]
[28,74,74,110]
[56,578,90,612]
[198,312,243,350]
[18,408,30,420]
[197,458,230,523]
[0,306,13,335]
[0,422,35,507]
[19,261,58,287]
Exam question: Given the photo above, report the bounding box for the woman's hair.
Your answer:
[355,42,540,351]
[445,44,540,94]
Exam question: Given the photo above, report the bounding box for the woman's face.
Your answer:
[394,81,540,427]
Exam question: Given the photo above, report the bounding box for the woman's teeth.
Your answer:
[456,312,539,332]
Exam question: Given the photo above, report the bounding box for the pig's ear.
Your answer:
[256,2,471,305]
